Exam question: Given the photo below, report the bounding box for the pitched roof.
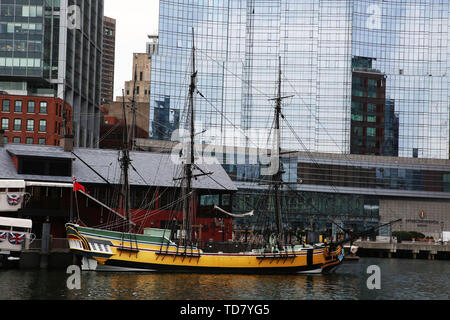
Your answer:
[0,144,237,191]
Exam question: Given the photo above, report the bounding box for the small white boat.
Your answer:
[0,216,35,267]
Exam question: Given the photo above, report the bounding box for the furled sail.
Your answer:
[214,204,254,218]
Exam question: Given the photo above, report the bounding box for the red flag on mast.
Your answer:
[73,177,86,193]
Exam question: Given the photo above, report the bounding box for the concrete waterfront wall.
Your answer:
[356,241,450,260]
[19,250,75,270]
[380,199,450,239]
[18,234,77,270]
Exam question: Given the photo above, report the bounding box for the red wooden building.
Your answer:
[0,142,236,245]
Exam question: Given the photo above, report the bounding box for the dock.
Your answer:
[355,241,450,260]
[17,238,75,270]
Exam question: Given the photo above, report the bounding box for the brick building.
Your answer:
[0,94,72,146]
[0,1,104,148]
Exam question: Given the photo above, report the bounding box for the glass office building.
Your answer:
[151,0,450,160]
[0,0,104,148]
[352,0,449,159]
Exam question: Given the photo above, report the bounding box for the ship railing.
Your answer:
[256,245,300,260]
[156,242,201,258]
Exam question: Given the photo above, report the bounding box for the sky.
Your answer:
[104,0,159,100]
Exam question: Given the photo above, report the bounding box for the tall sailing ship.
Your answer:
[66,30,350,274]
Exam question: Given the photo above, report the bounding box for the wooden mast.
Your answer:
[119,63,137,234]
[120,89,131,234]
[182,27,197,245]
[271,57,294,242]
[274,56,283,238]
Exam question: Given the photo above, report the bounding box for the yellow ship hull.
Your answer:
[66,224,344,274]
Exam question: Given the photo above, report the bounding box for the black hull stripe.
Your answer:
[102,259,325,275]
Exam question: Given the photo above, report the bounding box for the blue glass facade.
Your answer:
[151,0,450,160]
[151,1,450,236]
[352,0,450,159]
[0,0,104,148]
[0,0,45,77]
[151,0,353,154]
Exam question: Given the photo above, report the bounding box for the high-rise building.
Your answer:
[0,0,104,148]
[146,35,159,57]
[147,0,450,239]
[151,96,180,141]
[102,16,116,105]
[351,56,397,156]
[150,0,450,160]
[352,0,449,160]
[101,52,153,149]
[117,53,151,104]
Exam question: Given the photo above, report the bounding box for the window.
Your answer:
[353,126,363,136]
[26,119,34,132]
[140,72,143,81]
[443,174,450,192]
[14,100,22,113]
[38,120,46,132]
[200,194,219,206]
[27,101,35,113]
[368,89,377,98]
[38,138,45,145]
[1,118,9,130]
[366,137,376,148]
[3,136,7,144]
[352,112,363,122]
[13,119,21,131]
[367,127,376,137]
[368,79,378,87]
[39,101,47,114]
[2,100,10,112]
[367,103,376,114]
[13,137,20,143]
[26,137,33,144]
[367,117,376,124]
[19,158,71,176]
[222,194,231,206]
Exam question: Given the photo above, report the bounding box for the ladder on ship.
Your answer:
[119,232,140,256]
[157,239,201,259]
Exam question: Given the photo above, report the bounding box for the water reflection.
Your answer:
[0,258,448,300]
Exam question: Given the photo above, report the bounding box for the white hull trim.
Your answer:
[95,264,158,273]
[296,268,322,274]
[80,257,157,272]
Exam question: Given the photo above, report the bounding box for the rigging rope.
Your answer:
[214,204,254,218]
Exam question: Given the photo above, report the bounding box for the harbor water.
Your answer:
[0,258,448,300]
